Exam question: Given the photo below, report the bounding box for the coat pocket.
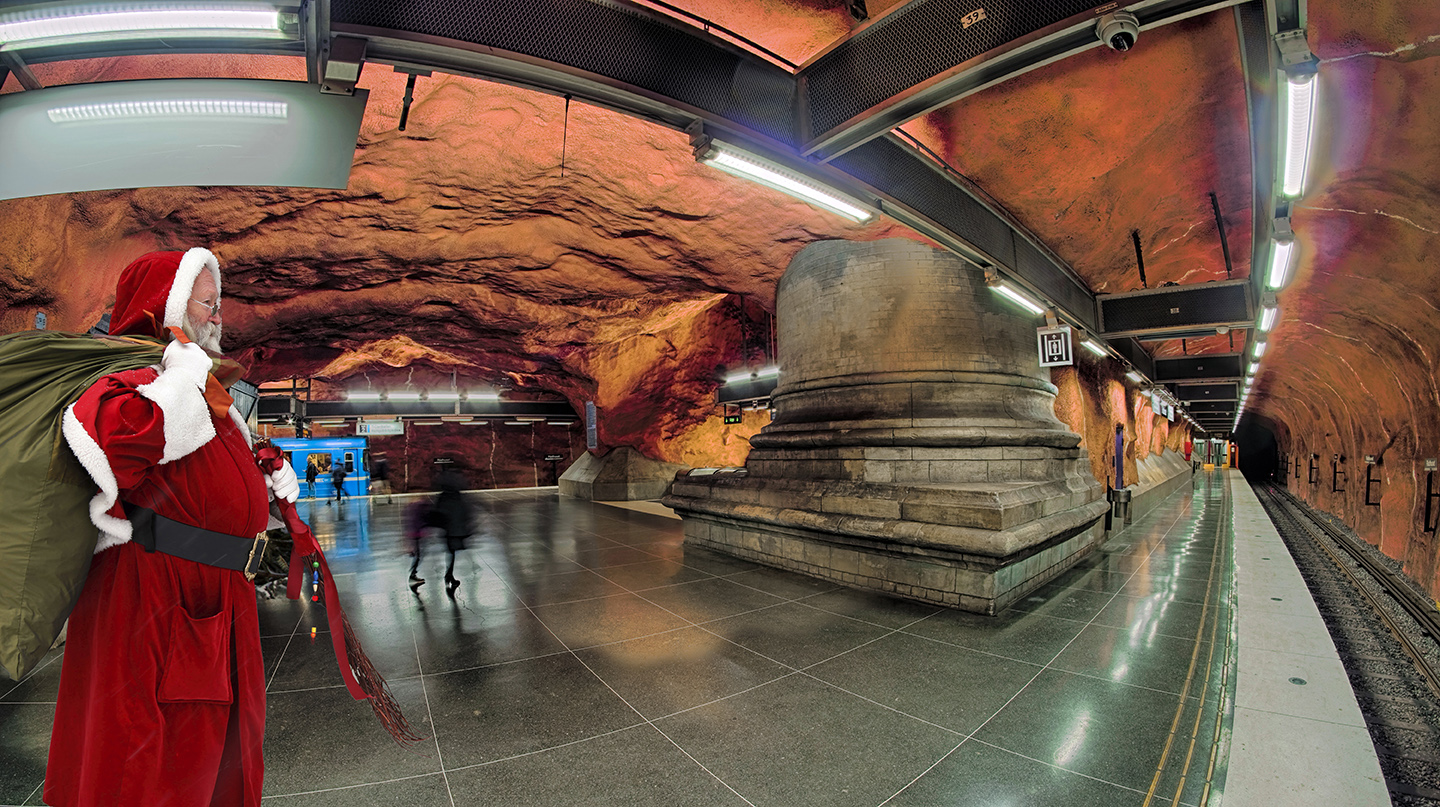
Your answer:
[158,604,233,704]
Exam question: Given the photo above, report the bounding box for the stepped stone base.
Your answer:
[667,472,1107,614]
[559,447,688,501]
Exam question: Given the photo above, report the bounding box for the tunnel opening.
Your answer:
[1236,419,1279,482]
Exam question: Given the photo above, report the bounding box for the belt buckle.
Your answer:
[244,533,268,581]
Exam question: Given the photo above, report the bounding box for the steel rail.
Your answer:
[1262,485,1440,698]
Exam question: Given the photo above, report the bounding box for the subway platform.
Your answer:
[0,470,1388,806]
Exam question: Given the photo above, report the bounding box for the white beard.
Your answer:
[182,319,223,354]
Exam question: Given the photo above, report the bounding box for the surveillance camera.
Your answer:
[1096,11,1140,52]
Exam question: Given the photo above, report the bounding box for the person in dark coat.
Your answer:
[432,463,473,593]
[330,462,348,503]
[305,460,319,499]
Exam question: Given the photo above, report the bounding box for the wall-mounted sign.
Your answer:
[1364,455,1377,465]
[1427,459,1438,471]
[544,454,564,462]
[585,401,598,450]
[357,420,403,436]
[1037,325,1073,367]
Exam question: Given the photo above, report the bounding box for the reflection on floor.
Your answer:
[2,475,1239,806]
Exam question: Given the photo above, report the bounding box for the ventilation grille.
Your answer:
[1176,383,1239,402]
[1155,355,1243,381]
[803,0,1099,138]
[1100,282,1251,335]
[332,0,797,143]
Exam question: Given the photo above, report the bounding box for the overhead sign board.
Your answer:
[1037,325,1073,367]
[357,420,403,436]
[544,454,564,462]
[585,401,598,450]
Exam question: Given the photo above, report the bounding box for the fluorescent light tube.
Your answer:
[1252,342,1266,358]
[1281,74,1317,198]
[1267,239,1296,289]
[1126,371,1144,383]
[1081,339,1107,357]
[428,391,461,401]
[702,147,872,222]
[468,391,501,401]
[411,421,443,426]
[1248,362,1260,374]
[1259,305,1279,332]
[503,421,529,426]
[388,391,421,401]
[48,99,287,124]
[515,416,546,422]
[724,366,781,385]
[0,5,286,50]
[439,416,472,422]
[347,390,381,401]
[991,283,1046,315]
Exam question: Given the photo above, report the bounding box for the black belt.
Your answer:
[124,503,268,581]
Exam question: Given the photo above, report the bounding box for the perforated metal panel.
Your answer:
[1155,354,1244,381]
[1099,281,1251,336]
[1176,383,1239,402]
[331,0,797,143]
[803,0,1101,139]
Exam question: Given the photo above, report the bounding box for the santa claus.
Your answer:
[46,248,298,807]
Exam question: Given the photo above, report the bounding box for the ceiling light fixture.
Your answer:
[695,140,872,222]
[1081,339,1108,357]
[1248,362,1260,375]
[1126,370,1144,384]
[1259,303,1279,333]
[47,99,287,123]
[468,391,501,401]
[346,390,381,401]
[428,390,461,401]
[724,366,781,385]
[388,391,421,401]
[0,4,288,51]
[989,281,1047,316]
[1252,342,1266,358]
[1280,73,1317,198]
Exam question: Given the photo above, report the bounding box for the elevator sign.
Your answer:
[1037,325,1073,367]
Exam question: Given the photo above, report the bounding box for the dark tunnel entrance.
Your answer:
[1236,420,1280,482]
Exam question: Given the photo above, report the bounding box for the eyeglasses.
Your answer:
[190,298,222,317]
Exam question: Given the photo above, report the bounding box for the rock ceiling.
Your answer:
[1,1,1436,466]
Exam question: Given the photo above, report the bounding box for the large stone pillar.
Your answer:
[663,239,1107,614]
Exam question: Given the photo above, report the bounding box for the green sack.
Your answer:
[0,330,164,681]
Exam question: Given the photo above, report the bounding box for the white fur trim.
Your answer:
[228,406,252,446]
[162,247,220,332]
[137,365,216,464]
[62,405,132,552]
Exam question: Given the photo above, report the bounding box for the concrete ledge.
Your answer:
[1223,470,1388,807]
[559,447,688,501]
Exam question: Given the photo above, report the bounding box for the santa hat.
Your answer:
[109,248,221,339]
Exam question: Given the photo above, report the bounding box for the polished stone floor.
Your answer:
[3,474,1239,806]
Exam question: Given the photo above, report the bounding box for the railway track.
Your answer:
[1254,482,1440,805]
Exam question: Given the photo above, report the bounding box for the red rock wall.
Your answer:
[1051,359,1189,489]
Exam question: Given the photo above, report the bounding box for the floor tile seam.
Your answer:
[964,737,1176,801]
[422,648,576,680]
[638,722,762,807]
[558,644,761,806]
[410,625,458,806]
[437,721,649,776]
[1227,702,1371,729]
[786,596,946,633]
[21,782,43,807]
[876,737,972,807]
[892,627,1052,669]
[0,651,62,701]
[0,700,58,705]
[264,612,308,693]
[257,771,446,800]
[794,669,969,739]
[646,670,807,723]
[472,548,754,802]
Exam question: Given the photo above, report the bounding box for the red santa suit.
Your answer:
[46,249,269,807]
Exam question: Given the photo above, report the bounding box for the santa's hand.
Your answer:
[161,339,212,390]
[266,461,300,503]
